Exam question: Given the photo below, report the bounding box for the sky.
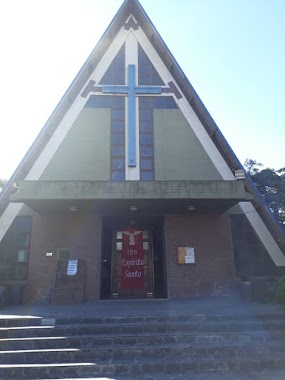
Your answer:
[0,0,284,180]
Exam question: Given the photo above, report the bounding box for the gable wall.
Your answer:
[40,108,111,181]
[154,109,222,180]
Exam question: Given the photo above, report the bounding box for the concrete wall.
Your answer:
[154,109,222,180]
[40,108,111,181]
[164,213,235,297]
[24,214,101,304]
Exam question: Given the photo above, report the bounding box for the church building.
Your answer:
[0,0,285,304]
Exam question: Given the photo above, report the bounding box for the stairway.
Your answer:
[1,311,285,379]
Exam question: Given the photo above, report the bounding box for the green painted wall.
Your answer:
[41,108,111,180]
[153,109,222,180]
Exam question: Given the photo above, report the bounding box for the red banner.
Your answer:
[121,228,144,289]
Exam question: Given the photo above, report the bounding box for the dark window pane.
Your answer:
[112,109,124,120]
[112,146,124,157]
[139,97,152,108]
[140,134,152,145]
[16,234,30,248]
[58,250,71,260]
[153,96,178,109]
[138,44,164,85]
[99,45,125,85]
[85,95,112,108]
[140,146,153,157]
[112,120,124,132]
[112,133,124,144]
[17,250,29,263]
[140,171,154,181]
[14,263,28,280]
[112,96,124,108]
[140,121,152,132]
[141,159,153,170]
[112,171,125,181]
[112,159,125,171]
[140,110,152,121]
[15,217,32,233]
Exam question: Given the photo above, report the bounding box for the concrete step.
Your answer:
[2,343,285,364]
[53,312,285,325]
[1,354,285,379]
[1,312,285,328]
[1,311,285,378]
[62,369,284,380]
[1,331,285,351]
[1,320,285,339]
[0,317,43,328]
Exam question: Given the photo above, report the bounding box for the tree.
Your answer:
[244,159,285,229]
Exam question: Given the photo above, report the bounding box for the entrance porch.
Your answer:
[6,179,253,304]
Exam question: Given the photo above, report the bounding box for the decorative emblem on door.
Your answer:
[122,231,142,246]
[121,229,144,289]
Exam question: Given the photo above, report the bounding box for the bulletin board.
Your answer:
[177,246,195,265]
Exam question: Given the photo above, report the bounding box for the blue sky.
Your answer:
[1,0,284,179]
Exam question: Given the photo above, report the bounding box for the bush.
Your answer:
[277,276,285,298]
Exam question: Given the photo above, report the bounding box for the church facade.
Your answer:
[1,0,285,304]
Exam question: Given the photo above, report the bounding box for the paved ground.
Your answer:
[0,294,285,319]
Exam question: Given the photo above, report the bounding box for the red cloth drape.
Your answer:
[121,229,144,289]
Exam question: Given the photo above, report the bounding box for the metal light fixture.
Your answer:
[187,205,196,211]
[130,205,137,212]
[234,169,246,180]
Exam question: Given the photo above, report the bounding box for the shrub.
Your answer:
[277,276,285,298]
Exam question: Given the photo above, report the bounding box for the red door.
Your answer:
[111,228,154,298]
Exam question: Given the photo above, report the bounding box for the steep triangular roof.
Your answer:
[1,0,284,263]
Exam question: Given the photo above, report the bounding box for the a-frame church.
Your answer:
[1,0,285,304]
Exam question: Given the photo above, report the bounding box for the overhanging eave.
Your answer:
[10,180,252,201]
[9,180,252,215]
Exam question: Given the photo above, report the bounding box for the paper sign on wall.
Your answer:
[185,247,195,264]
[67,260,78,276]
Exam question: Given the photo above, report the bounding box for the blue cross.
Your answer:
[102,65,161,167]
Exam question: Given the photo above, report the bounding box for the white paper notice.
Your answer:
[185,247,195,264]
[67,260,78,276]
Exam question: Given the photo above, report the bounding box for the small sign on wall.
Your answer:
[177,246,195,265]
[67,260,78,276]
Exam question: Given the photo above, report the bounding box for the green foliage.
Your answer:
[244,159,285,230]
[277,276,285,298]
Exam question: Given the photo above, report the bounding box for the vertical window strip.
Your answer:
[111,96,125,181]
[139,98,154,181]
[99,44,125,85]
[138,44,164,86]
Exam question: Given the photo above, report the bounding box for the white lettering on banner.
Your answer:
[122,258,144,268]
[124,270,142,278]
[127,249,137,256]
